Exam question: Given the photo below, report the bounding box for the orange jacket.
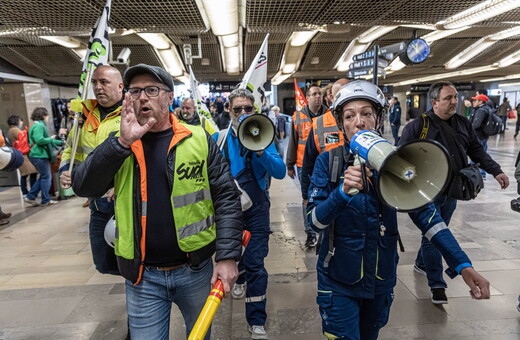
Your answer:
[292,110,314,167]
[312,110,344,153]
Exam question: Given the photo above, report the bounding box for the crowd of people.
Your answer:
[1,64,519,340]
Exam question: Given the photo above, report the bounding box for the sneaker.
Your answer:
[24,196,39,206]
[41,200,59,206]
[305,234,318,248]
[0,212,11,219]
[248,325,268,339]
[413,263,427,276]
[0,219,9,226]
[431,288,448,304]
[232,283,246,299]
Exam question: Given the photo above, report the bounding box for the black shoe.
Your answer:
[305,234,318,247]
[431,288,448,304]
[413,263,427,276]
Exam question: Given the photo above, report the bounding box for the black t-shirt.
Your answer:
[141,128,187,266]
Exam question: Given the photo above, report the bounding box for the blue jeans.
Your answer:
[316,290,394,340]
[297,166,315,236]
[20,173,37,195]
[126,259,213,340]
[89,197,119,275]
[500,116,507,132]
[26,157,52,204]
[390,124,400,145]
[415,194,457,289]
[478,139,488,177]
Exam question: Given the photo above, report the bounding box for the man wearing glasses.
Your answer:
[214,88,285,339]
[72,64,243,339]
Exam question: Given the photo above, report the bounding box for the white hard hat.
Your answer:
[331,80,386,114]
[104,216,117,248]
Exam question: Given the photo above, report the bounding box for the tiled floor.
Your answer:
[0,126,519,339]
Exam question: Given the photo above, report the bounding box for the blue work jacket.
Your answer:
[307,145,471,299]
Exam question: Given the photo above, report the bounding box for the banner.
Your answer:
[189,66,219,130]
[77,0,111,99]
[294,78,308,111]
[239,34,269,113]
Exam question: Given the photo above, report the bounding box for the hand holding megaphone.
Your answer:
[343,159,373,196]
[345,130,451,211]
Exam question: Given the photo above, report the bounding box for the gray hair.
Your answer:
[428,81,455,101]
[228,88,255,107]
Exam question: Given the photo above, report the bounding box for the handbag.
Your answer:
[508,110,516,119]
[447,163,484,201]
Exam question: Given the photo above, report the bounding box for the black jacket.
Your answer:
[469,104,491,140]
[72,125,243,282]
[399,110,503,183]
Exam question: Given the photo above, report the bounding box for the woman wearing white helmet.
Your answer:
[307,80,490,339]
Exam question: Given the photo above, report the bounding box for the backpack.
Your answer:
[482,108,502,136]
[12,127,31,155]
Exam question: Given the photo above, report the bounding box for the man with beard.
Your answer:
[72,64,242,339]
[178,98,218,135]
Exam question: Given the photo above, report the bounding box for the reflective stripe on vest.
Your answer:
[313,111,344,153]
[172,125,216,252]
[294,111,313,167]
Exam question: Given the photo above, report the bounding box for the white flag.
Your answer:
[239,34,269,113]
[189,66,218,130]
[77,0,111,99]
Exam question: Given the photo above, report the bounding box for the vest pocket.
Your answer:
[328,236,365,285]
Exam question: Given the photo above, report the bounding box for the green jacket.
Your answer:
[28,120,63,159]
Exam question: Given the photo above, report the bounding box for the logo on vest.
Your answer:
[325,132,340,144]
[177,160,205,182]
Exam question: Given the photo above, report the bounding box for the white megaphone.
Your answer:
[349,130,450,211]
[237,114,275,152]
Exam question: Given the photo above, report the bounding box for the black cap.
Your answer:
[123,64,174,91]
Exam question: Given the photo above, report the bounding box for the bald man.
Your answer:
[300,79,349,247]
[179,97,218,135]
[60,64,124,275]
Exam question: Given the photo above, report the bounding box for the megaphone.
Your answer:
[349,130,450,211]
[237,114,275,152]
[0,146,24,172]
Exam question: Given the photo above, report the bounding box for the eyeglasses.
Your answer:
[127,86,171,99]
[232,105,255,114]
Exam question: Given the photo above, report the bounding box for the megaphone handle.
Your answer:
[347,156,361,196]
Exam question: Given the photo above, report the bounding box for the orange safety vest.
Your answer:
[292,110,313,167]
[312,110,344,153]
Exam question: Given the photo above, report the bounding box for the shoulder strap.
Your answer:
[425,112,468,166]
[420,114,429,139]
[217,128,228,150]
[329,146,347,185]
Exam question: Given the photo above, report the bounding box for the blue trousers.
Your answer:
[317,290,394,340]
[126,259,213,340]
[89,197,119,275]
[236,200,271,326]
[26,157,52,204]
[297,166,315,236]
[390,124,400,145]
[415,195,457,289]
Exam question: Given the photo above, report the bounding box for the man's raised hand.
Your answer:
[118,92,156,147]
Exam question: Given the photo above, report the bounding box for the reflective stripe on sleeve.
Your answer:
[311,208,327,230]
[424,222,448,241]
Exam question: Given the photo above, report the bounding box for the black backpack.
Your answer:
[482,108,502,136]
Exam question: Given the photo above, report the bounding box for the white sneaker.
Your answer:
[248,325,268,339]
[231,283,246,299]
[23,196,39,206]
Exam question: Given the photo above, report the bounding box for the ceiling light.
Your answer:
[39,36,82,48]
[444,38,496,69]
[422,27,470,44]
[388,59,406,72]
[289,31,317,47]
[157,49,185,77]
[137,33,171,49]
[176,74,191,84]
[282,64,296,74]
[222,33,239,47]
[201,58,210,66]
[498,81,520,87]
[271,71,292,85]
[479,73,520,82]
[201,0,238,36]
[72,48,87,60]
[497,49,520,67]
[358,26,398,44]
[489,26,520,40]
[224,45,240,74]
[436,0,520,29]
[336,40,369,72]
[387,65,498,86]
